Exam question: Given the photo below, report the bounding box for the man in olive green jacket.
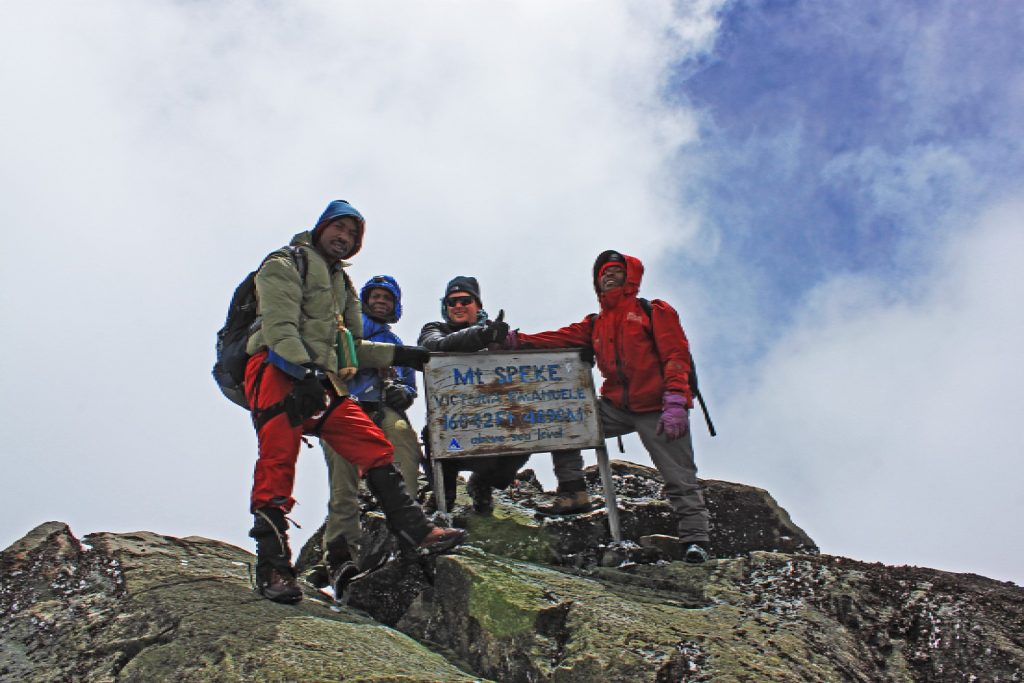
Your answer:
[243,199,465,604]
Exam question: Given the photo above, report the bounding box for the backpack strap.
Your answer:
[636,297,716,436]
[638,297,653,318]
[289,245,309,283]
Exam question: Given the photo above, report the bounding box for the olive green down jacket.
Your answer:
[246,231,396,394]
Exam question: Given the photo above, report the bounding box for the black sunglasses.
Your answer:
[445,295,475,307]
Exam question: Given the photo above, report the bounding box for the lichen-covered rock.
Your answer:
[298,461,817,578]
[6,465,1021,683]
[396,549,1024,682]
[0,522,484,682]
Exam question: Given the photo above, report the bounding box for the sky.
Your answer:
[1,1,1021,585]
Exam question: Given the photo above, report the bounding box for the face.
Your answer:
[445,291,479,324]
[315,216,360,260]
[365,288,395,320]
[599,264,626,292]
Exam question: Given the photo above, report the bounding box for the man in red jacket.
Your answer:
[506,250,711,563]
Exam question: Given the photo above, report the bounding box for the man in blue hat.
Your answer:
[317,274,426,596]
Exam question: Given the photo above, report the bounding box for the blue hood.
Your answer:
[360,274,402,323]
[313,199,365,257]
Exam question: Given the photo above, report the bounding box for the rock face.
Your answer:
[3,463,1022,682]
[0,523,478,682]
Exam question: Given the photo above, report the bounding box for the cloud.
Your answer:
[670,0,1024,359]
[4,0,1021,590]
[707,195,1024,583]
[0,2,724,555]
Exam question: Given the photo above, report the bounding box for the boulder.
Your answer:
[5,465,1021,682]
[0,522,482,682]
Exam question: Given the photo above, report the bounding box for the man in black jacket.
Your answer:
[418,276,528,513]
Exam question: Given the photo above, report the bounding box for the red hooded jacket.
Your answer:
[516,251,693,412]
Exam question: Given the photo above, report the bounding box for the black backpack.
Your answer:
[637,297,716,436]
[213,246,308,408]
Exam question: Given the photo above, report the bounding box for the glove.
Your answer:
[293,364,329,419]
[383,383,415,412]
[656,393,690,441]
[392,345,430,371]
[479,309,510,346]
[501,329,520,350]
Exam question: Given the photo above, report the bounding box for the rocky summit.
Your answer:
[2,461,1022,682]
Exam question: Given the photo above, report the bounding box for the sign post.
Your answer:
[423,349,621,540]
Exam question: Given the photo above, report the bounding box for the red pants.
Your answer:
[245,352,394,512]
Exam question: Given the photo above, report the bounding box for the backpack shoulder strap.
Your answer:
[637,297,653,319]
[261,245,309,283]
[339,267,355,293]
[638,296,700,392]
[287,245,309,283]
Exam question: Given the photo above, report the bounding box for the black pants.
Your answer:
[440,453,529,500]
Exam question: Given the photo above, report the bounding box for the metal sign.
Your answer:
[423,349,603,459]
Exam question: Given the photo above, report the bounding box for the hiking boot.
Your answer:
[683,542,710,564]
[364,464,433,547]
[416,526,468,555]
[255,563,302,604]
[330,560,362,598]
[422,491,457,514]
[466,475,494,515]
[302,563,330,589]
[537,490,593,516]
[250,508,302,604]
[321,535,356,594]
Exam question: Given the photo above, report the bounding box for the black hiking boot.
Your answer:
[365,464,467,554]
[303,563,330,589]
[466,474,494,515]
[422,490,457,514]
[330,561,361,598]
[682,541,710,564]
[250,508,302,604]
[323,536,360,598]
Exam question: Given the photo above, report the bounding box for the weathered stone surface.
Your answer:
[0,522,483,682]
[5,463,1022,682]
[299,460,817,576]
[398,550,1024,682]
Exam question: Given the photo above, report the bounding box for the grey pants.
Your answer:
[322,405,422,560]
[552,399,709,544]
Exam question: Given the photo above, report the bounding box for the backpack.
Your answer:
[212,246,308,409]
[637,297,716,436]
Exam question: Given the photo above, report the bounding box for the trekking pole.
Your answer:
[695,389,716,437]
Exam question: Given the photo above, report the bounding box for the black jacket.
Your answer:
[418,320,489,353]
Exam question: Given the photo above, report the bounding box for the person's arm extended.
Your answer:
[515,315,596,350]
[418,321,487,352]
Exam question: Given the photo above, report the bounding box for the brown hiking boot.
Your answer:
[249,508,302,604]
[416,526,467,555]
[537,490,593,516]
[255,564,302,604]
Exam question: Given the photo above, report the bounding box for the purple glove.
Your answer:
[656,393,689,440]
[501,329,520,350]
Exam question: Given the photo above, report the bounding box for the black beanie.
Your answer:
[443,276,482,305]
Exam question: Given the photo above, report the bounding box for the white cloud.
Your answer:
[0,2,725,555]
[705,195,1024,584]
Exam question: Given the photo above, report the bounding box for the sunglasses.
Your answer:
[445,295,475,307]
